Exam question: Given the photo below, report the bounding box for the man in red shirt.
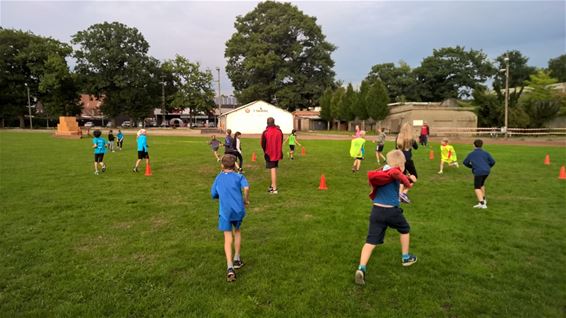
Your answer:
[261,117,283,194]
[419,123,430,146]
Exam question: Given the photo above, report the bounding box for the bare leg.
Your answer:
[375,152,380,163]
[481,186,486,201]
[271,168,277,189]
[359,243,377,266]
[135,159,141,169]
[224,231,233,267]
[439,160,444,173]
[400,233,410,254]
[475,189,484,202]
[94,162,98,173]
[234,229,241,259]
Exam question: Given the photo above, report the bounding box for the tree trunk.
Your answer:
[327,121,330,130]
[18,115,25,128]
[362,120,366,131]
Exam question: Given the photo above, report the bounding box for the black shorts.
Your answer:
[404,159,418,179]
[290,145,295,151]
[376,144,384,152]
[212,146,219,152]
[355,157,364,160]
[94,153,104,163]
[264,154,279,169]
[474,175,489,189]
[137,151,149,159]
[366,206,410,245]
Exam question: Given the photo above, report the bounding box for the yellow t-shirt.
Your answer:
[440,144,457,163]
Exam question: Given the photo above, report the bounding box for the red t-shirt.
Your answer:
[261,125,283,161]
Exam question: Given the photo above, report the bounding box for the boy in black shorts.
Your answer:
[463,139,496,209]
[355,149,417,285]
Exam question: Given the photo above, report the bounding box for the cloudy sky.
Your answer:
[1,1,564,94]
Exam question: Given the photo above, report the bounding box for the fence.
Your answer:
[431,127,566,137]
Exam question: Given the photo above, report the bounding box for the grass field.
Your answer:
[1,131,565,317]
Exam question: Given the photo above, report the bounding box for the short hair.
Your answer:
[441,138,449,143]
[93,130,101,137]
[234,131,241,137]
[226,129,231,135]
[474,139,483,148]
[267,117,275,125]
[386,149,406,168]
[292,129,297,134]
[221,154,237,170]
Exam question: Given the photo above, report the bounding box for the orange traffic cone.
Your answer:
[559,165,566,180]
[318,174,328,190]
[145,162,152,176]
[429,149,434,160]
[251,152,257,162]
[301,147,306,156]
[544,154,550,165]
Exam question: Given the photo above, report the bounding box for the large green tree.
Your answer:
[414,46,495,101]
[0,28,78,127]
[225,1,336,110]
[492,50,536,109]
[162,55,215,124]
[366,61,419,102]
[72,22,155,123]
[547,54,566,82]
[330,87,345,129]
[318,88,334,130]
[339,83,356,122]
[365,80,389,122]
[521,70,565,127]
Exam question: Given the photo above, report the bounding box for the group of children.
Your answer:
[90,128,148,175]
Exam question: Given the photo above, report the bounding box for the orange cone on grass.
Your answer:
[145,162,152,176]
[429,149,434,160]
[301,147,306,156]
[318,174,328,190]
[559,166,566,180]
[252,152,257,162]
[544,154,550,165]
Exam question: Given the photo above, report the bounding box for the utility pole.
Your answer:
[161,75,166,127]
[25,83,32,129]
[216,67,221,127]
[504,54,510,138]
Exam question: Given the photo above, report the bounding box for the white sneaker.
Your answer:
[438,171,443,174]
[473,203,487,209]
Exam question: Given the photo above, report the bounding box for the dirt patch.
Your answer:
[150,215,169,229]
[74,235,116,253]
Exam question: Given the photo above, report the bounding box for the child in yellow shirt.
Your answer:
[438,138,459,174]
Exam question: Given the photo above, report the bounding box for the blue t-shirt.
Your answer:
[93,137,107,154]
[137,135,148,152]
[373,180,401,206]
[211,172,249,221]
[463,148,496,176]
[117,132,124,140]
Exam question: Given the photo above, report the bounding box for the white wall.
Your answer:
[225,101,293,134]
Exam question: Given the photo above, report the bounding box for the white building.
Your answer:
[218,100,293,134]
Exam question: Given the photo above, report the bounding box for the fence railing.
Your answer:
[431,127,566,137]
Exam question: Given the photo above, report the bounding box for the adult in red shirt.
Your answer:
[419,123,430,146]
[261,117,283,194]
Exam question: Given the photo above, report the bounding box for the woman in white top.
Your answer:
[233,131,243,172]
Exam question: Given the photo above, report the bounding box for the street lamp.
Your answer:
[216,67,221,127]
[504,55,510,138]
[24,83,32,129]
[161,75,166,127]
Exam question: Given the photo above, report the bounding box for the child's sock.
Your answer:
[227,261,233,269]
[234,253,240,261]
[402,253,410,261]
[357,264,367,272]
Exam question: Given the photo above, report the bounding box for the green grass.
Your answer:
[1,131,565,317]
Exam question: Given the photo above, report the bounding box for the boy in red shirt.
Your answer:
[261,117,283,194]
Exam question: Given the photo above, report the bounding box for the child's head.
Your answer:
[359,130,366,137]
[109,130,113,133]
[234,131,241,138]
[380,127,385,132]
[221,154,237,170]
[397,123,414,149]
[118,129,121,132]
[355,125,360,131]
[441,138,448,146]
[386,149,406,170]
[474,139,483,148]
[211,135,216,139]
[93,130,102,138]
[292,129,297,134]
[226,129,232,136]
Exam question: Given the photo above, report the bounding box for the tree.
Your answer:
[72,22,154,124]
[39,54,82,117]
[318,88,334,130]
[330,87,345,129]
[366,61,418,102]
[414,46,495,101]
[339,83,356,122]
[548,54,566,82]
[225,1,336,110]
[365,80,389,122]
[162,55,215,125]
[354,81,370,121]
[0,28,77,127]
[492,50,536,109]
[521,70,565,127]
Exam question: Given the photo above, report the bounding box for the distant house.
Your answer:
[80,94,103,119]
[218,100,293,134]
[293,109,327,131]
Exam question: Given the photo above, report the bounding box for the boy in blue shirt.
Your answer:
[211,154,250,282]
[91,130,107,175]
[463,139,496,209]
[117,130,124,150]
[355,149,417,285]
[133,129,149,172]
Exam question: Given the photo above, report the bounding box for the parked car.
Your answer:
[84,122,94,128]
[106,121,113,128]
[121,121,132,127]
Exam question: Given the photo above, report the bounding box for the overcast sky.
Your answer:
[1,1,564,94]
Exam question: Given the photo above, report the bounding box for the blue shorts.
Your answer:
[218,216,243,231]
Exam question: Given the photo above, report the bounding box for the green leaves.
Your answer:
[225,1,335,110]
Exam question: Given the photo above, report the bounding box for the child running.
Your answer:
[211,154,250,282]
[283,129,302,160]
[396,123,418,203]
[133,129,149,172]
[355,149,418,285]
[108,129,116,152]
[375,127,387,164]
[350,130,366,173]
[209,135,222,161]
[463,139,496,209]
[92,129,107,175]
[438,138,459,174]
[117,130,124,150]
[233,132,244,172]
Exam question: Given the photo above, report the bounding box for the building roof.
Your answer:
[218,100,291,117]
[293,110,321,119]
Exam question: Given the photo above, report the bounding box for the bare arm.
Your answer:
[243,187,250,205]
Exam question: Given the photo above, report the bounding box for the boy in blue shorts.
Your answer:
[355,149,417,285]
[91,130,107,175]
[133,129,149,172]
[463,139,496,209]
[211,154,250,282]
